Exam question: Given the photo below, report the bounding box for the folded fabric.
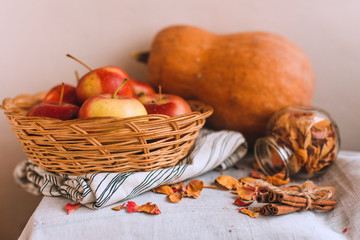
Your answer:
[13,128,247,209]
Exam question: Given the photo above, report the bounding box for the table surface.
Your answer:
[19,151,360,240]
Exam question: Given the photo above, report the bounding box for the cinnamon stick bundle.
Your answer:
[255,181,337,216]
[262,203,300,216]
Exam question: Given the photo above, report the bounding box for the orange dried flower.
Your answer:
[215,175,241,190]
[137,202,161,214]
[152,185,174,195]
[169,192,184,203]
[238,207,259,218]
[233,184,258,201]
[185,180,204,198]
[126,201,161,214]
[111,203,126,211]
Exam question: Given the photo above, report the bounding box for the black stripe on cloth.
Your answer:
[93,172,134,208]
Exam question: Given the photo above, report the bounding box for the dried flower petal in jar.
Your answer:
[254,105,340,179]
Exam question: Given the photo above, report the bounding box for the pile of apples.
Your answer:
[27,55,192,120]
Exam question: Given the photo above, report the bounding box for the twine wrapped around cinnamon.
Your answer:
[255,179,336,216]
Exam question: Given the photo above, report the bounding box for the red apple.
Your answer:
[27,83,79,120]
[66,54,135,104]
[27,102,79,120]
[76,66,135,104]
[43,83,79,105]
[139,93,191,117]
[130,79,156,98]
[78,80,147,118]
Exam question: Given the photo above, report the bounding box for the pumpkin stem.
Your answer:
[133,51,150,64]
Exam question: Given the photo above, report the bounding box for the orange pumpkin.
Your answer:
[145,25,315,146]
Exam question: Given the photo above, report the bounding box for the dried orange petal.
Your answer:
[238,208,259,218]
[137,202,161,215]
[186,180,204,198]
[233,185,257,201]
[169,192,184,203]
[152,185,174,195]
[265,175,290,186]
[112,203,125,211]
[215,175,241,190]
[126,201,161,214]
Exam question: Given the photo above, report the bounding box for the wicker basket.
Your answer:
[1,91,213,175]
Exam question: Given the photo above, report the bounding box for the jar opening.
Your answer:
[254,137,291,179]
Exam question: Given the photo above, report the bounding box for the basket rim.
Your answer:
[1,91,214,124]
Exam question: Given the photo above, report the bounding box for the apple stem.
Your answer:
[66,54,92,71]
[75,70,80,82]
[158,85,162,101]
[113,78,128,98]
[59,82,65,106]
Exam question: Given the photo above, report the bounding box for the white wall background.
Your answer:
[0,0,359,238]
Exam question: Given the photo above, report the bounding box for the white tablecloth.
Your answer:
[19,151,360,240]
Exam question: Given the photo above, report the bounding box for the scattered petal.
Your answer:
[216,175,241,190]
[152,185,174,195]
[234,198,253,206]
[186,180,204,198]
[126,201,161,214]
[126,201,139,213]
[265,175,290,186]
[65,203,81,215]
[238,208,259,218]
[111,203,125,211]
[233,185,257,201]
[240,177,258,185]
[169,192,184,203]
[137,202,161,214]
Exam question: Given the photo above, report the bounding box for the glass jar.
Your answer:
[254,105,340,179]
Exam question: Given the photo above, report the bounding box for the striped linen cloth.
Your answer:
[13,128,247,209]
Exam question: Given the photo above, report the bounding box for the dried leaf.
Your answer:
[216,175,241,190]
[152,185,174,195]
[169,192,184,203]
[265,175,290,186]
[112,203,126,211]
[65,203,81,215]
[137,202,161,214]
[234,198,253,206]
[238,208,259,218]
[126,201,161,214]
[126,201,139,213]
[240,177,258,185]
[233,185,257,201]
[186,180,204,198]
